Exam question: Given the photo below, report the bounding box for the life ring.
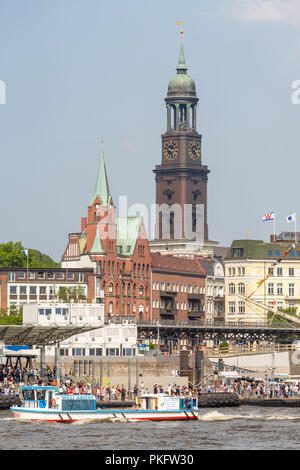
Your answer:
[52,399,56,407]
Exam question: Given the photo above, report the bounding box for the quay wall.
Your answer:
[40,356,190,389]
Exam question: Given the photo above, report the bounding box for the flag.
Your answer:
[261,212,275,221]
[285,213,296,223]
[22,250,28,256]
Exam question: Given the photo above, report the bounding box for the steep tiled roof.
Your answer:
[152,253,205,276]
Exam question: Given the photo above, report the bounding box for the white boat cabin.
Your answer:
[137,394,198,411]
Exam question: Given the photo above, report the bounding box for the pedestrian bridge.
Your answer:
[137,320,300,343]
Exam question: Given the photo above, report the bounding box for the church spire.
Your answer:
[176,22,187,74]
[90,142,112,206]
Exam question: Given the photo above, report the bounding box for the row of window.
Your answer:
[8,271,84,282]
[9,285,86,296]
[152,282,205,294]
[228,300,296,314]
[106,282,147,297]
[228,283,245,295]
[228,282,300,297]
[61,348,135,357]
[152,300,203,311]
[39,308,69,315]
[97,260,150,278]
[227,267,300,277]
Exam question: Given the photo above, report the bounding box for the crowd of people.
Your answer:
[1,364,300,400]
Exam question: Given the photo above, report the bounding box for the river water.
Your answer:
[0,406,299,450]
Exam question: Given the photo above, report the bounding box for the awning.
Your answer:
[0,325,102,346]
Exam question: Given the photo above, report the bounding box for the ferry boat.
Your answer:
[11,386,200,422]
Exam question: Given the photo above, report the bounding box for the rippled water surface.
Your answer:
[1,407,300,450]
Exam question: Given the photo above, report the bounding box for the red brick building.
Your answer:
[151,254,206,321]
[62,145,152,321]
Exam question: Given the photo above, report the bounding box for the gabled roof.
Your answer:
[90,229,106,254]
[116,217,142,255]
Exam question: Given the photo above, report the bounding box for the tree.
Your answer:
[56,286,87,303]
[0,306,22,325]
[0,241,60,268]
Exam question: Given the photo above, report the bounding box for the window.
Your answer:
[123,349,135,356]
[268,268,274,276]
[20,286,27,295]
[78,272,84,282]
[9,286,17,295]
[18,271,25,279]
[238,283,245,295]
[277,283,283,295]
[30,286,37,295]
[268,283,274,295]
[39,287,47,295]
[109,283,113,294]
[106,348,119,356]
[28,271,35,279]
[89,348,102,356]
[238,301,245,313]
[67,272,74,280]
[60,349,69,356]
[57,272,64,279]
[289,268,295,276]
[228,283,235,295]
[108,302,114,315]
[232,248,244,258]
[229,302,235,313]
[37,272,45,279]
[289,283,295,297]
[8,272,15,282]
[72,348,86,356]
[277,268,283,276]
[139,285,144,296]
[48,272,54,279]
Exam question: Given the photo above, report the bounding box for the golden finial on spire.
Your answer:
[176,21,184,39]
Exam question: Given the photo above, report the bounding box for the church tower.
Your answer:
[151,28,214,256]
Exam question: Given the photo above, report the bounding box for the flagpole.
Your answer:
[274,213,276,239]
[295,216,297,244]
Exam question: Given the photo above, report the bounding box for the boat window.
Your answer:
[22,389,35,401]
[36,390,46,401]
[61,399,96,411]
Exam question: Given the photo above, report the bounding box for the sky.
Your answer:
[0,0,300,262]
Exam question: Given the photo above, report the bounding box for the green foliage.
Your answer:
[280,307,298,317]
[219,341,229,350]
[57,286,87,303]
[0,241,60,268]
[0,306,23,325]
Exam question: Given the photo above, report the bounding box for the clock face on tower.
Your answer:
[163,140,178,160]
[188,141,201,160]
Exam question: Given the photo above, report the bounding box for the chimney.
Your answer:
[81,217,87,233]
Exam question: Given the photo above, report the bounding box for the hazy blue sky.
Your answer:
[1,0,300,261]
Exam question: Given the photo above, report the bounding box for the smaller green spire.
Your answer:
[90,143,112,206]
[90,228,105,254]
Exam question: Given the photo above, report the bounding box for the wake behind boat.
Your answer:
[10,386,200,422]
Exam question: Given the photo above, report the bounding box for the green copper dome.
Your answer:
[167,38,196,98]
